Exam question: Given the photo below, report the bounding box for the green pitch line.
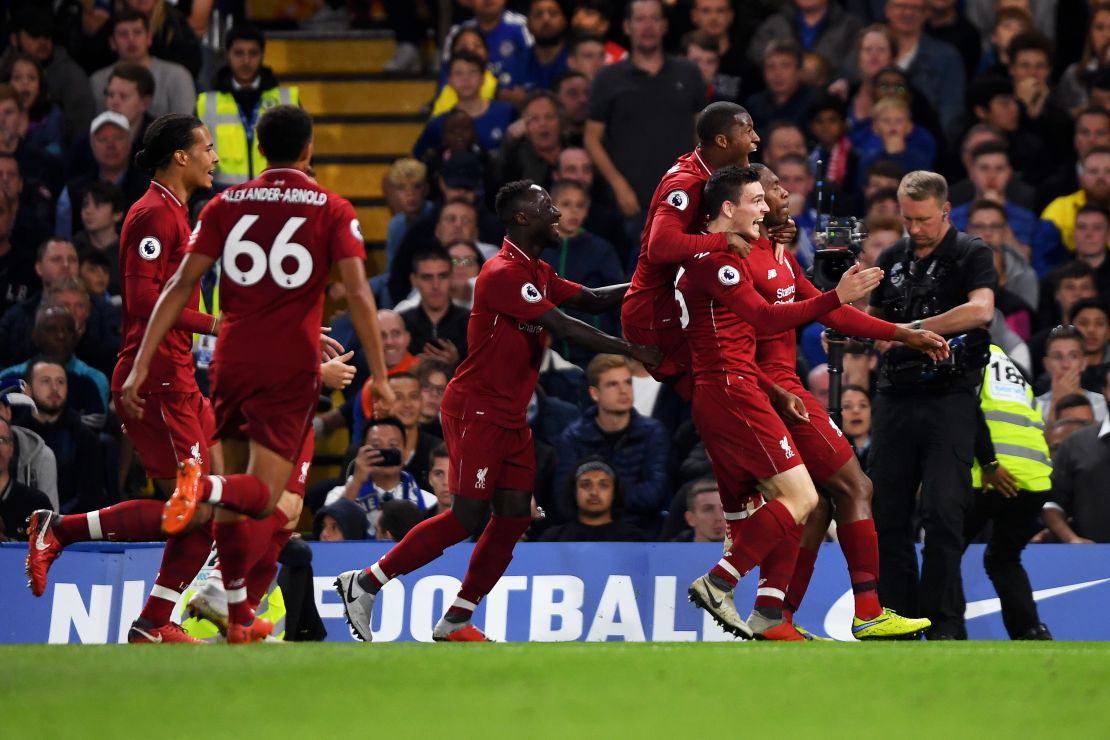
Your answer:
[3,642,1108,739]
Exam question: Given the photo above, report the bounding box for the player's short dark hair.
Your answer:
[703,165,762,221]
[378,499,424,539]
[1069,297,1109,323]
[78,181,125,217]
[968,199,1006,221]
[411,246,452,272]
[364,415,406,443]
[1077,203,1110,224]
[429,442,449,464]
[256,105,312,165]
[24,355,65,385]
[969,140,1009,163]
[865,159,906,182]
[696,102,747,146]
[225,23,266,52]
[447,50,485,74]
[1007,30,1053,63]
[1054,392,1092,415]
[134,113,204,173]
[109,62,155,99]
[113,7,150,33]
[495,180,538,226]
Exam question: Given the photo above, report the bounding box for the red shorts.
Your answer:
[442,411,535,500]
[773,376,855,484]
[284,432,315,497]
[692,378,805,511]
[210,363,320,461]
[114,390,217,480]
[624,323,692,399]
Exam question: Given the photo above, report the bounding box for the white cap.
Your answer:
[90,111,130,136]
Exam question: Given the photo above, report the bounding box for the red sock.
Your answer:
[754,523,803,610]
[246,511,292,607]
[139,527,214,625]
[54,500,165,544]
[722,495,761,545]
[203,474,271,517]
[838,518,882,620]
[214,518,264,625]
[366,509,470,590]
[454,514,531,614]
[785,545,819,615]
[711,498,796,588]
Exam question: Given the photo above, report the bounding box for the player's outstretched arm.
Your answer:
[645,204,730,264]
[338,256,396,409]
[123,272,218,335]
[560,283,630,314]
[535,308,661,367]
[120,252,215,418]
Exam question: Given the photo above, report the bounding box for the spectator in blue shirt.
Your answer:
[442,0,532,95]
[520,0,569,92]
[413,52,516,158]
[555,354,670,535]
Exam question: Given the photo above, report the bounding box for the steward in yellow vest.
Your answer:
[197,25,299,189]
[966,344,1053,640]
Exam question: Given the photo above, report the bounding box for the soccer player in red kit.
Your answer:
[737,164,943,640]
[676,166,887,637]
[621,102,795,399]
[26,114,221,643]
[120,105,394,643]
[335,180,660,643]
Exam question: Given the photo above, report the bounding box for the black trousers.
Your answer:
[868,389,978,638]
[964,488,1049,639]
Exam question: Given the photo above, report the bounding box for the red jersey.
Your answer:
[188,168,366,375]
[676,249,842,385]
[113,181,210,393]
[742,236,897,380]
[440,239,581,428]
[621,150,728,331]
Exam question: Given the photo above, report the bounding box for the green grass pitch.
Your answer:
[4,642,1108,739]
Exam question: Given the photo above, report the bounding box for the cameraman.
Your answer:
[866,171,997,640]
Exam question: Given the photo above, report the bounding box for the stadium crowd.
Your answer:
[0,0,1106,567]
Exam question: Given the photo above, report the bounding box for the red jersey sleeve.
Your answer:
[121,204,213,334]
[485,262,559,322]
[695,254,842,334]
[645,196,728,264]
[329,197,368,262]
[787,252,896,340]
[542,261,584,305]
[187,195,226,260]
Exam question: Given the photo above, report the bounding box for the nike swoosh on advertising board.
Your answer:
[823,578,1110,642]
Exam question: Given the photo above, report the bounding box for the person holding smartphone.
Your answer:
[322,416,436,539]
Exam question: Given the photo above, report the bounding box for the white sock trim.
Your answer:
[87,510,103,540]
[370,562,388,586]
[206,475,224,504]
[226,586,247,604]
[756,587,787,601]
[149,584,180,602]
[723,511,749,521]
[451,597,477,612]
[716,559,741,580]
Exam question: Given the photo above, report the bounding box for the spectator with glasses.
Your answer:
[416,360,451,440]
[446,240,483,310]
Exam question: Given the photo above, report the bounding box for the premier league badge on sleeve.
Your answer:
[138,236,162,261]
[717,265,740,285]
[521,282,542,303]
[665,190,689,211]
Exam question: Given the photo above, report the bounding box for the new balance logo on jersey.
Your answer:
[780,436,795,459]
[475,467,489,490]
[767,269,777,279]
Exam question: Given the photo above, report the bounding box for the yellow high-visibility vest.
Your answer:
[197,86,299,188]
[971,345,1053,491]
